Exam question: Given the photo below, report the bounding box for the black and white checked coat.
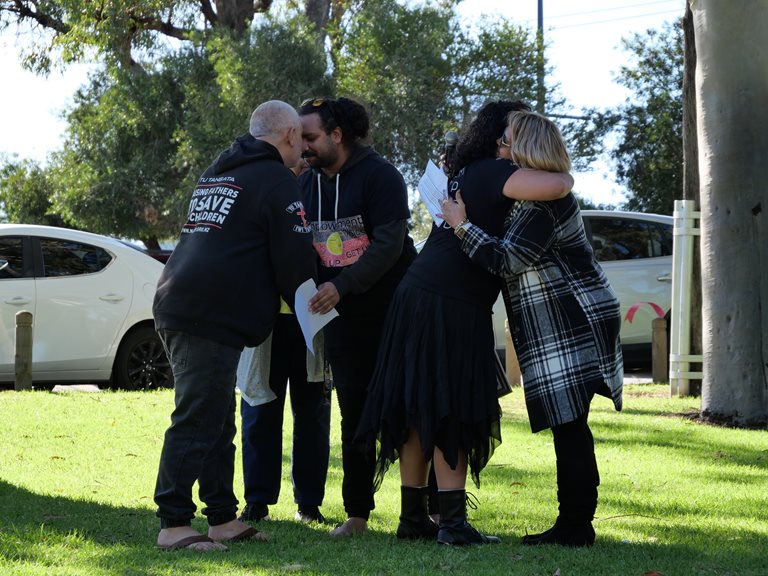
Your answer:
[461,194,623,432]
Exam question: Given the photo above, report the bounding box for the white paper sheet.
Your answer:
[294,278,339,354]
[417,159,449,226]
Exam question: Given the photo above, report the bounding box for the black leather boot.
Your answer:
[521,517,595,547]
[522,480,597,547]
[436,489,500,546]
[522,412,598,548]
[396,486,439,540]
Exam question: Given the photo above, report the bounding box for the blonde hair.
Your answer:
[506,110,571,173]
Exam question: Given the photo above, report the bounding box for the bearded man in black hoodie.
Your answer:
[297,97,416,536]
[152,100,317,551]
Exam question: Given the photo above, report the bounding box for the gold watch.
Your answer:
[454,219,471,239]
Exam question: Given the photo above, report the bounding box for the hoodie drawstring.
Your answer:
[334,174,340,222]
[316,172,340,225]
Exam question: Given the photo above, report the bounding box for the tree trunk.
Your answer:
[693,0,768,426]
[215,0,269,36]
[305,0,332,49]
[682,1,702,396]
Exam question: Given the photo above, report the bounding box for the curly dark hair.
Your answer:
[449,100,531,178]
[298,96,370,148]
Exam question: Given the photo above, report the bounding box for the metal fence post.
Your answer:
[15,310,33,391]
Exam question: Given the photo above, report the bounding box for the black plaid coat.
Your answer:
[461,194,623,432]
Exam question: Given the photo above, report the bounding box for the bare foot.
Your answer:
[209,519,269,542]
[157,526,227,551]
[329,517,368,537]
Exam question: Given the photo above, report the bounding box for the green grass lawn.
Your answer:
[1,384,766,576]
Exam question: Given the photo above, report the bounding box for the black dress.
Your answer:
[358,157,516,488]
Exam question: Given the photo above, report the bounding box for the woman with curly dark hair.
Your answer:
[357,100,573,546]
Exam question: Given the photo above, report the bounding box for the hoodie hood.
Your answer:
[210,133,283,175]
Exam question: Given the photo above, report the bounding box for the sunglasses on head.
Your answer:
[301,97,329,108]
[499,132,512,148]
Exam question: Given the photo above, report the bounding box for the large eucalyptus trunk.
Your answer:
[693,0,768,426]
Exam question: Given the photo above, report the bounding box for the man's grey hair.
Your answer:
[250,100,300,138]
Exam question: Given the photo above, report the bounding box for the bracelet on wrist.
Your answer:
[454,218,470,239]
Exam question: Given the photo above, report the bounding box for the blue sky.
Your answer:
[0,0,685,206]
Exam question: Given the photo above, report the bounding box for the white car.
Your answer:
[0,224,172,390]
[489,210,673,367]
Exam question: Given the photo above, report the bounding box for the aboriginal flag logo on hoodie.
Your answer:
[312,214,370,268]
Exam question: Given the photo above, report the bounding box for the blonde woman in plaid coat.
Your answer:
[440,110,623,548]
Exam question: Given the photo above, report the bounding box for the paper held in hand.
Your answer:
[418,159,449,226]
[294,278,339,354]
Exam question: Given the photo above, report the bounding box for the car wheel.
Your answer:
[112,326,174,390]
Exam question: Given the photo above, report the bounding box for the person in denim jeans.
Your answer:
[237,307,331,525]
[152,100,317,552]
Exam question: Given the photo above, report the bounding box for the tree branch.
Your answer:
[7,0,70,33]
[200,0,217,26]
[128,11,195,41]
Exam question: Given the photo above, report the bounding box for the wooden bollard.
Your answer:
[652,316,668,384]
[504,318,522,387]
[15,310,33,391]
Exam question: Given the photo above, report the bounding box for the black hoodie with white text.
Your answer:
[298,146,415,316]
[153,134,317,349]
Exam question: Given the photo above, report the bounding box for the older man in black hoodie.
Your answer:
[153,100,317,551]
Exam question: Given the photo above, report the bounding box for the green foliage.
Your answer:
[173,16,330,209]
[40,16,329,246]
[559,108,614,173]
[0,158,65,226]
[576,194,617,211]
[600,20,683,215]
[5,1,205,73]
[335,0,456,182]
[449,17,546,119]
[1,0,602,239]
[50,65,187,246]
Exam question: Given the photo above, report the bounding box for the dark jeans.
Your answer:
[154,329,242,528]
[551,408,600,523]
[241,315,331,507]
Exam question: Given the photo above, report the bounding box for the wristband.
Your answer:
[454,218,470,239]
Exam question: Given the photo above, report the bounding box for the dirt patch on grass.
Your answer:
[662,410,768,430]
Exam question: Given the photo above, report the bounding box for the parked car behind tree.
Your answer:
[481,210,673,367]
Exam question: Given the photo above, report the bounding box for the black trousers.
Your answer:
[324,310,384,520]
[551,408,600,523]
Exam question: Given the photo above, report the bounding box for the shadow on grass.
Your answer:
[0,478,352,574]
[589,414,768,470]
[2,478,767,575]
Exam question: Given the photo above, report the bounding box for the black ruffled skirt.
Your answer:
[357,281,502,490]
